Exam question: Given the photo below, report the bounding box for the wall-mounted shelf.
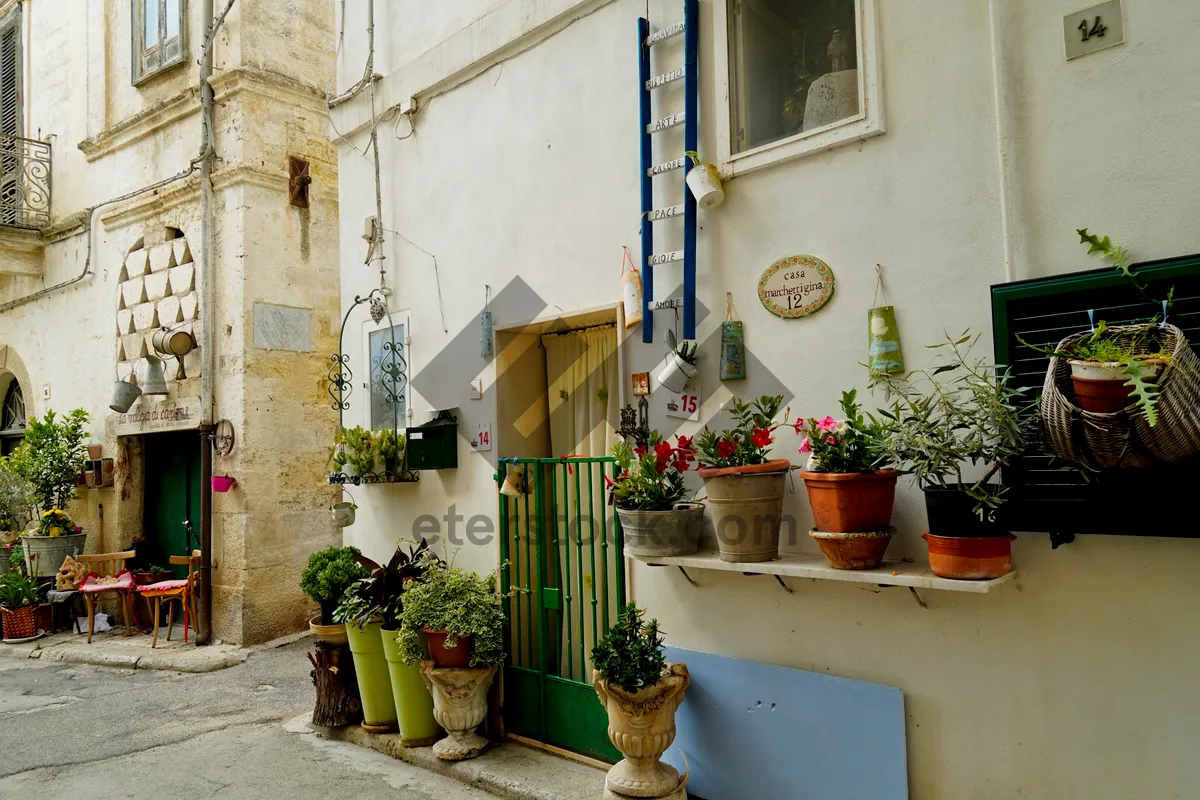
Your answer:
[629,549,1015,594]
[327,471,419,485]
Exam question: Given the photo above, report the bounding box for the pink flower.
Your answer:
[826,435,837,444]
[817,416,838,432]
[798,437,812,454]
[792,419,805,435]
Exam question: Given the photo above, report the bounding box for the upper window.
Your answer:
[366,322,408,431]
[132,0,186,85]
[0,378,25,456]
[717,0,883,177]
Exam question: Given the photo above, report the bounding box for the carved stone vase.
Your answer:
[419,660,497,761]
[593,663,690,799]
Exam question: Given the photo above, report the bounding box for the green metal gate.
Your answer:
[497,457,625,761]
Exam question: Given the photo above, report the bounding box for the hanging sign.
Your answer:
[469,423,492,452]
[664,386,701,422]
[757,255,835,319]
[113,396,201,436]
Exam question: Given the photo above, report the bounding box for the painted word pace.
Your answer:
[757,254,836,319]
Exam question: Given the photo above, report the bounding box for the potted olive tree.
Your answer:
[694,395,792,562]
[610,432,703,558]
[798,390,897,569]
[10,410,89,578]
[592,603,690,799]
[340,540,442,746]
[874,332,1038,579]
[300,545,369,643]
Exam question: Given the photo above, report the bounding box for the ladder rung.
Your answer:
[647,113,685,134]
[647,205,684,222]
[647,157,685,177]
[645,21,685,46]
[648,251,683,266]
[645,67,685,91]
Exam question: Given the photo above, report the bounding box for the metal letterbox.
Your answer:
[406,411,459,470]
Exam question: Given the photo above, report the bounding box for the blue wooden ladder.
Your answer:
[638,0,699,344]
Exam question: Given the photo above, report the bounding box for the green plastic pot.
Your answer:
[345,621,397,732]
[381,628,441,746]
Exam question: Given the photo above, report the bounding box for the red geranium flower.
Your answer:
[654,441,673,471]
[751,428,773,448]
[675,434,694,453]
[634,444,647,457]
[717,438,737,459]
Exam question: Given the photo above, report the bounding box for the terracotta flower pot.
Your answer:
[698,459,791,563]
[923,533,1016,579]
[1068,359,1162,414]
[422,628,473,668]
[801,470,897,532]
[593,663,691,799]
[809,528,894,570]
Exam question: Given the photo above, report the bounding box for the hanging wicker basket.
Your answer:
[1040,323,1200,469]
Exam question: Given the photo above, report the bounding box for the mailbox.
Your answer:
[406,411,459,470]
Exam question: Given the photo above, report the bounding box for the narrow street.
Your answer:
[0,640,499,800]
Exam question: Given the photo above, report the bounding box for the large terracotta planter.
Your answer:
[617,504,704,558]
[422,628,473,668]
[923,533,1016,579]
[698,460,790,563]
[593,663,690,799]
[800,470,897,532]
[809,529,894,570]
[419,661,498,761]
[21,533,87,578]
[381,628,440,746]
[345,621,398,732]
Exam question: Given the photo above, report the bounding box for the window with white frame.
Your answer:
[363,319,408,431]
[132,0,186,85]
[718,0,882,176]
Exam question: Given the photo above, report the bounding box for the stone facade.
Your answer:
[0,0,341,645]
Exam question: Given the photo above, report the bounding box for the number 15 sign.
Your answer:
[664,387,701,422]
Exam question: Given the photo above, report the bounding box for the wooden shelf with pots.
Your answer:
[628,549,1016,595]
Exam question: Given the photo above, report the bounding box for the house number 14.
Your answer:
[1077,16,1107,41]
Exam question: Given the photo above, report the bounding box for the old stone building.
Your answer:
[0,0,341,644]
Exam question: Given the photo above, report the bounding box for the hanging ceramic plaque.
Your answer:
[868,306,905,374]
[757,255,835,319]
[720,292,746,380]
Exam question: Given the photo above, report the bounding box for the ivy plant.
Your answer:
[394,559,507,667]
[8,409,89,513]
[591,603,667,693]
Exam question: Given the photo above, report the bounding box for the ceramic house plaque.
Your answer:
[758,255,835,319]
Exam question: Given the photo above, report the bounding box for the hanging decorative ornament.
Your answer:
[758,254,835,319]
[481,285,494,359]
[369,295,387,324]
[621,246,643,329]
[720,292,746,380]
[868,264,905,374]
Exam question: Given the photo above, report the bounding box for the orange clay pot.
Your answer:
[800,470,898,533]
[922,533,1016,580]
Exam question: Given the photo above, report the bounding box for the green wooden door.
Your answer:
[498,457,625,762]
[143,431,201,578]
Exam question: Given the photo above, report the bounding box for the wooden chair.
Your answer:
[135,551,199,647]
[76,551,137,643]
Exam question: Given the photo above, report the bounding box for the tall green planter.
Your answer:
[345,621,397,732]
[381,628,441,746]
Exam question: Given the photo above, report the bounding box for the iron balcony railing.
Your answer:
[0,132,50,230]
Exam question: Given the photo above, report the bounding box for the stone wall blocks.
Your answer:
[149,242,177,273]
[121,277,147,309]
[173,237,193,266]
[169,263,195,293]
[144,271,171,302]
[124,248,150,280]
[181,292,200,321]
[157,295,183,325]
[117,308,134,335]
[121,333,148,361]
[131,302,159,332]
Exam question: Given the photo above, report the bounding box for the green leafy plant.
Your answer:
[674,339,698,367]
[609,433,696,511]
[694,395,787,469]
[8,409,89,513]
[872,331,1039,519]
[796,389,889,473]
[8,544,25,575]
[335,539,441,629]
[376,428,405,475]
[0,571,40,609]
[329,426,376,476]
[0,459,31,535]
[395,559,508,667]
[300,546,369,623]
[591,603,667,693]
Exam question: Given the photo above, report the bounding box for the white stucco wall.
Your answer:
[333,0,1200,795]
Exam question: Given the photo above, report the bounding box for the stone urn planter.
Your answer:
[617,504,704,558]
[593,663,691,799]
[419,661,498,761]
[697,460,790,563]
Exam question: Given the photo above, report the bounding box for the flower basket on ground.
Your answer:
[797,390,897,569]
[610,433,703,558]
[694,395,792,563]
[592,603,690,799]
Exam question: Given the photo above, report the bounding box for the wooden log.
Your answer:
[308,642,362,728]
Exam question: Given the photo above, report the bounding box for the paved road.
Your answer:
[0,638,498,800]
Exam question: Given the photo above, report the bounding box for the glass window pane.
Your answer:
[729,0,860,153]
[369,325,407,430]
[144,0,160,48]
[165,0,181,39]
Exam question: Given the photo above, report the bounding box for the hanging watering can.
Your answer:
[332,501,356,528]
[110,376,142,413]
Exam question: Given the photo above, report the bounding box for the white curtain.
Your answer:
[541,325,619,681]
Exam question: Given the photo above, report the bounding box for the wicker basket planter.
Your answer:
[1040,324,1200,469]
[1,605,38,641]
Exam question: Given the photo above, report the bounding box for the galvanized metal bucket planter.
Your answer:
[617,504,704,558]
[21,532,87,578]
[345,620,397,733]
[698,460,790,563]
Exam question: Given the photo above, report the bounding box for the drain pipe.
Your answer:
[989,0,1017,283]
